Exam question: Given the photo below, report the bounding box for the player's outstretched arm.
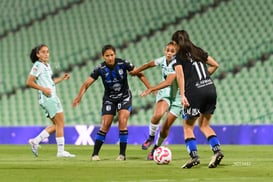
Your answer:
[130,60,155,76]
[72,77,95,107]
[135,71,151,89]
[140,73,176,97]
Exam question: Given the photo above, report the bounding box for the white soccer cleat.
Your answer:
[116,155,126,161]
[57,151,76,158]
[28,139,39,157]
[91,155,100,161]
[208,151,224,168]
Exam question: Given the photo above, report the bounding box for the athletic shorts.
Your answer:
[169,96,182,118]
[156,87,171,105]
[183,86,217,120]
[101,91,132,116]
[156,90,182,118]
[39,96,63,118]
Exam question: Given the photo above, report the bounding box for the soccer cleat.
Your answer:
[57,151,76,158]
[28,139,40,157]
[142,138,154,150]
[147,151,154,160]
[91,155,100,161]
[116,155,126,161]
[208,151,224,168]
[181,156,200,169]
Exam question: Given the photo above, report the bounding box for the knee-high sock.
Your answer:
[92,130,106,156]
[119,130,128,156]
[185,138,198,158]
[207,135,221,153]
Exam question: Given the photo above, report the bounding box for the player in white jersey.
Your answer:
[26,44,75,158]
[140,56,182,160]
[130,42,179,152]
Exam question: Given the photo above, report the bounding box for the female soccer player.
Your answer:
[141,30,224,168]
[26,44,75,158]
[130,42,177,151]
[138,51,182,160]
[172,30,224,168]
[72,44,150,161]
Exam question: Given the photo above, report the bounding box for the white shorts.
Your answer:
[39,96,63,118]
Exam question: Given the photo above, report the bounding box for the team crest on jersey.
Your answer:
[106,105,111,111]
[118,69,124,75]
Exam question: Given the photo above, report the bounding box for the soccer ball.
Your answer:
[153,146,172,165]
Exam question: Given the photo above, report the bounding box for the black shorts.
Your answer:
[101,91,132,116]
[183,85,217,119]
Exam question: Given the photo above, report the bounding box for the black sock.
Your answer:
[119,130,128,156]
[92,140,104,156]
[92,130,106,156]
[119,142,127,156]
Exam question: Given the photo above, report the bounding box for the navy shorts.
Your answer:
[101,91,132,116]
[183,85,217,120]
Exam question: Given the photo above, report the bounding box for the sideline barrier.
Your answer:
[0,125,273,145]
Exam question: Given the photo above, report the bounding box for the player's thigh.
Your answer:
[51,112,65,127]
[162,112,177,131]
[153,99,170,116]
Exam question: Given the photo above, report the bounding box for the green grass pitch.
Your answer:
[0,145,272,182]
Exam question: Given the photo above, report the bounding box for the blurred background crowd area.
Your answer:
[0,0,272,126]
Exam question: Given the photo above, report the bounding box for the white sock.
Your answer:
[34,130,50,144]
[149,123,160,137]
[56,137,65,153]
[156,135,165,146]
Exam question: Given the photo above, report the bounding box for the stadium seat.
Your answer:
[1,0,272,126]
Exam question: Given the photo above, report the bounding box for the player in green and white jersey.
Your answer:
[26,44,75,158]
[130,42,181,153]
[140,51,182,160]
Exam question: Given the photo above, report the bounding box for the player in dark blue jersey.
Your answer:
[171,30,224,168]
[72,44,150,161]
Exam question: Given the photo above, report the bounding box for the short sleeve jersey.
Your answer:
[29,61,56,97]
[154,56,178,98]
[154,56,171,81]
[172,53,214,93]
[90,58,134,101]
